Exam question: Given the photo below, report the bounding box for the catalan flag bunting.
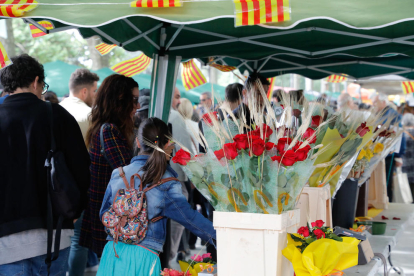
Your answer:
[130,0,181,7]
[266,77,275,100]
[95,43,116,56]
[111,53,151,77]
[181,59,207,91]
[30,20,54,38]
[210,62,237,72]
[233,0,290,26]
[326,74,348,83]
[0,41,12,69]
[402,81,414,94]
[0,0,38,17]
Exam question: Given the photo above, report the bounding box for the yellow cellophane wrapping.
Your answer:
[282,235,359,276]
[179,261,214,276]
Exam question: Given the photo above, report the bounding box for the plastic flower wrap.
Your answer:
[179,253,216,276]
[161,268,191,276]
[308,110,378,195]
[282,220,359,276]
[172,84,330,214]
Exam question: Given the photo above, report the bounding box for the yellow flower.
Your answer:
[374,143,384,154]
[365,149,374,161]
[357,149,366,160]
[366,140,373,147]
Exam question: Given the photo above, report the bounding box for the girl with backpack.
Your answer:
[97,117,216,276]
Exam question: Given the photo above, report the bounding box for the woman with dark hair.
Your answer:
[97,118,216,276]
[79,74,140,257]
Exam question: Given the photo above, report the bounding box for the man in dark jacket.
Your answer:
[0,54,90,275]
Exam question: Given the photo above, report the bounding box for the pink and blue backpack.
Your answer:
[102,167,178,257]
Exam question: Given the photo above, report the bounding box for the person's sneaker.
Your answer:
[176,251,186,263]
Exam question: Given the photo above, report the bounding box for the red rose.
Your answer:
[214,149,225,160]
[311,220,325,228]
[223,142,238,160]
[280,104,284,109]
[311,115,322,128]
[293,142,311,152]
[233,134,249,150]
[271,150,297,166]
[298,226,310,237]
[356,122,370,137]
[295,147,310,162]
[276,137,292,155]
[250,136,265,156]
[202,111,218,126]
[303,128,316,144]
[172,149,191,165]
[250,124,273,139]
[313,229,325,239]
[265,142,275,151]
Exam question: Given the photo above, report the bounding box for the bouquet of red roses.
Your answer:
[171,84,330,214]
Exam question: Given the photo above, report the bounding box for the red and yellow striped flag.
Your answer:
[111,53,151,77]
[402,81,414,94]
[29,20,54,38]
[0,41,12,69]
[233,0,290,26]
[0,0,38,17]
[210,63,236,72]
[266,77,275,100]
[181,59,206,90]
[130,0,181,7]
[326,74,348,83]
[95,43,116,56]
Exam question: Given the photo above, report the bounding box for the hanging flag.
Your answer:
[233,0,290,27]
[181,59,207,91]
[29,20,54,38]
[326,74,348,83]
[0,0,38,17]
[0,41,12,69]
[210,62,237,72]
[266,77,275,100]
[111,53,151,77]
[130,0,181,7]
[402,81,414,94]
[95,43,116,56]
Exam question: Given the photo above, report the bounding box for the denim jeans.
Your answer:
[0,247,70,276]
[68,212,97,276]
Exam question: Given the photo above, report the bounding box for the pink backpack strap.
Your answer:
[117,167,130,189]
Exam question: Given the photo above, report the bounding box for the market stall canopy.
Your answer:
[354,75,408,95]
[11,0,414,80]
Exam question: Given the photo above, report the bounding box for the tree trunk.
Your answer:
[87,36,109,70]
[0,19,16,57]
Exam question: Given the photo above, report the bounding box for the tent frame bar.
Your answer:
[123,18,160,50]
[121,23,163,47]
[166,25,184,50]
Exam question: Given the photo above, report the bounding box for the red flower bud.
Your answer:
[172,149,191,165]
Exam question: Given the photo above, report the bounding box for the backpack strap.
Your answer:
[117,167,130,189]
[130,173,144,191]
[143,177,180,193]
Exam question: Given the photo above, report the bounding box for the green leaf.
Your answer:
[226,204,235,212]
[237,168,245,179]
[239,205,248,212]
[305,237,316,244]
[290,234,304,243]
[221,174,230,184]
[242,192,250,202]
[330,234,343,242]
[264,175,271,182]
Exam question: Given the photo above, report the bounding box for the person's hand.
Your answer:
[164,141,175,161]
[73,219,78,224]
[395,161,403,167]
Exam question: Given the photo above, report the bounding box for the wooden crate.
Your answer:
[296,185,332,228]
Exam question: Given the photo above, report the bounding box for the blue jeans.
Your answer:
[68,212,98,276]
[0,247,70,276]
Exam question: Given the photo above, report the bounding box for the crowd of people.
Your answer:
[0,54,412,276]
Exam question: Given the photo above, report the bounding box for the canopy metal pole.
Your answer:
[123,18,160,50]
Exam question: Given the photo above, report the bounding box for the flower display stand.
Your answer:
[213,209,300,276]
[368,160,389,210]
[296,185,332,228]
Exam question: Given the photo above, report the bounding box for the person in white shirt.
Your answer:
[60,68,99,276]
[178,98,199,155]
[60,69,99,141]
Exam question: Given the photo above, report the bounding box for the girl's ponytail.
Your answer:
[137,118,171,186]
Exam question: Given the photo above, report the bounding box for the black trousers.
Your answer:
[385,155,395,203]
